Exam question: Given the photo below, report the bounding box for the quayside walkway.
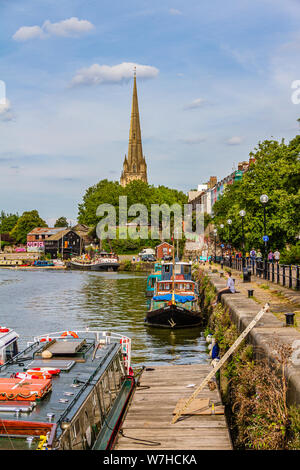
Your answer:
[211,264,300,329]
[115,363,232,450]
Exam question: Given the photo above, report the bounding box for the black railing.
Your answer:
[216,257,300,291]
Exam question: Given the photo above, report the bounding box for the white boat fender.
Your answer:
[206,334,213,344]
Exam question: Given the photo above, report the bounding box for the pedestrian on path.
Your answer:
[274,249,280,263]
[268,251,274,263]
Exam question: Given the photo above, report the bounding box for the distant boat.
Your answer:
[145,262,202,328]
[145,263,162,297]
[33,260,54,267]
[68,252,120,272]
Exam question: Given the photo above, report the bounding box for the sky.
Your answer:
[0,0,300,224]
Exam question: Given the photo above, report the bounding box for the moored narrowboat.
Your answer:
[0,326,134,450]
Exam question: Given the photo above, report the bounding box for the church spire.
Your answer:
[120,70,148,187]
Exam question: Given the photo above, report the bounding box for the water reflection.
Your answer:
[0,269,208,366]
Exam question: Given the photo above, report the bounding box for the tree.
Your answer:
[212,136,300,252]
[54,217,68,228]
[0,211,19,233]
[10,210,48,244]
[78,179,188,228]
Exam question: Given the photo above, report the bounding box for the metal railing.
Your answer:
[215,257,300,291]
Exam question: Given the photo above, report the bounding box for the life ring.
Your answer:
[0,328,9,333]
[61,331,79,339]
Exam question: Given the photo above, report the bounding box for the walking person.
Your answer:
[274,249,280,264]
[268,250,274,263]
[213,270,236,305]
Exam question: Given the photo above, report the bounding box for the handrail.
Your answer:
[216,257,300,290]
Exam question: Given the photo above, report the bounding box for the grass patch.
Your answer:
[260,283,270,290]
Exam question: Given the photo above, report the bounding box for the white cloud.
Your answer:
[0,99,14,121]
[13,17,94,41]
[184,98,207,110]
[13,25,44,42]
[169,9,182,15]
[42,17,94,37]
[226,136,244,145]
[70,62,159,87]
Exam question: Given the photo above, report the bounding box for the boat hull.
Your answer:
[145,304,203,329]
[68,262,120,271]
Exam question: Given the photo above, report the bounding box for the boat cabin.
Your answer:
[0,328,19,365]
[156,280,195,295]
[161,262,192,281]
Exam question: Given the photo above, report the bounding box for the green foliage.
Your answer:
[54,217,68,227]
[0,211,19,234]
[213,137,300,252]
[78,179,188,229]
[280,242,300,265]
[10,210,47,244]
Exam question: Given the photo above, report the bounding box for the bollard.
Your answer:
[284,312,295,326]
[248,289,254,298]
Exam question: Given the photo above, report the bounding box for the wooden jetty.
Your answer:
[115,363,232,450]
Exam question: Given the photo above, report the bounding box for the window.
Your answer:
[4,341,18,362]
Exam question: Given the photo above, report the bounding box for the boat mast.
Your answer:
[171,232,175,305]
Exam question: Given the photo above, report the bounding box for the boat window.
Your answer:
[101,371,112,413]
[4,341,18,362]
[164,265,170,273]
[175,265,181,274]
[183,265,191,274]
[73,419,80,438]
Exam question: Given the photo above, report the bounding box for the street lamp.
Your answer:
[213,229,217,262]
[219,224,224,266]
[227,219,232,266]
[260,194,269,279]
[239,210,246,267]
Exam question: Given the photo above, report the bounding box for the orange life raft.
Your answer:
[0,378,52,401]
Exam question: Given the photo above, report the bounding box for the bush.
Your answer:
[280,243,300,265]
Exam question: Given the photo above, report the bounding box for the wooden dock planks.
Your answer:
[115,364,232,450]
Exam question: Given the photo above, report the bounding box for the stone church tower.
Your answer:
[120,72,148,187]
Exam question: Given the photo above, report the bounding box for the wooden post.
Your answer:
[172,302,270,424]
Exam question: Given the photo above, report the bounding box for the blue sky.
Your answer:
[0,0,300,224]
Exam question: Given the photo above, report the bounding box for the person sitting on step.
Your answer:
[212,270,235,306]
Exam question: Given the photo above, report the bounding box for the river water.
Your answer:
[0,269,208,367]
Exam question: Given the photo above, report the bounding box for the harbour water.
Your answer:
[0,269,208,367]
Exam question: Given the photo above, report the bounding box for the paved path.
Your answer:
[209,264,300,331]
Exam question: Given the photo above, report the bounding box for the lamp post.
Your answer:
[219,224,224,268]
[227,219,232,267]
[260,194,269,279]
[213,229,217,262]
[239,210,246,267]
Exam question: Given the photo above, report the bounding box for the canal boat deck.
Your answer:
[115,363,232,450]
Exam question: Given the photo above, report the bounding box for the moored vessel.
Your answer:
[145,263,162,297]
[0,326,134,450]
[68,251,120,272]
[145,262,202,328]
